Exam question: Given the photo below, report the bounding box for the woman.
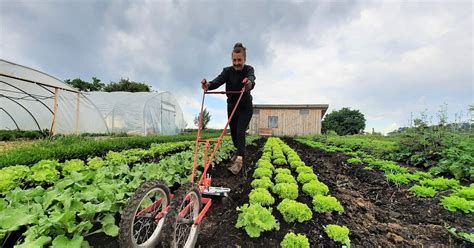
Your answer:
[201,42,256,175]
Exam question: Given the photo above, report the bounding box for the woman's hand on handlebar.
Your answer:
[201,79,210,91]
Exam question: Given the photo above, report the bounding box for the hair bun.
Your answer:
[234,42,244,49]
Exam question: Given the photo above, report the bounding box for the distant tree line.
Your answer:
[64,77,152,92]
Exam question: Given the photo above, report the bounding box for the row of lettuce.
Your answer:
[311,133,473,180]
[235,137,351,248]
[0,132,220,168]
[0,136,255,247]
[295,138,473,215]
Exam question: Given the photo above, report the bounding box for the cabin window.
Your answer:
[268,116,278,128]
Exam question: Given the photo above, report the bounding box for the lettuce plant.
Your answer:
[454,184,474,200]
[385,173,411,185]
[275,168,292,175]
[251,177,274,190]
[440,195,473,214]
[290,161,306,169]
[87,157,105,170]
[420,177,460,190]
[249,188,275,206]
[408,185,437,197]
[253,168,273,179]
[273,183,299,200]
[275,173,297,184]
[277,199,312,223]
[312,195,344,214]
[61,159,85,174]
[297,173,318,184]
[346,158,362,165]
[303,181,329,197]
[296,166,313,174]
[281,232,310,248]
[324,224,350,247]
[236,204,280,238]
[273,158,287,166]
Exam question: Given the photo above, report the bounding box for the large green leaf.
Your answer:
[52,235,83,248]
[0,207,35,231]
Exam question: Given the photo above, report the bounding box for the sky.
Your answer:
[1,0,472,134]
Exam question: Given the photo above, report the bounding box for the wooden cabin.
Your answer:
[248,104,329,136]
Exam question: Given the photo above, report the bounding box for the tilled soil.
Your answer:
[196,137,473,248]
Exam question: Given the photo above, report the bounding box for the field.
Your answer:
[0,133,472,247]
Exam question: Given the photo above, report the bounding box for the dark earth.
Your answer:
[85,137,472,248]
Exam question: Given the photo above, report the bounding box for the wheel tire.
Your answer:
[172,187,202,248]
[119,180,171,248]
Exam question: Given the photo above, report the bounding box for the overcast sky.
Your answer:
[1,0,472,134]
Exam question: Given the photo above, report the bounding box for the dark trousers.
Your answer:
[227,103,253,157]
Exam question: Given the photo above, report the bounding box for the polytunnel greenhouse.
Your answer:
[0,59,186,135]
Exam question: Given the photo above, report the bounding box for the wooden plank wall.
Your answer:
[249,108,323,136]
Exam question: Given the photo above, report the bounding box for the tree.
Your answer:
[64,77,104,91]
[103,78,151,92]
[322,107,366,135]
[193,108,211,129]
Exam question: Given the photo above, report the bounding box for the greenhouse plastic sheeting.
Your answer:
[0,59,185,135]
[86,91,186,135]
[0,59,109,134]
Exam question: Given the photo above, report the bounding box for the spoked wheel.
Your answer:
[172,187,202,248]
[119,180,171,248]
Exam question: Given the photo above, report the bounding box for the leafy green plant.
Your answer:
[275,168,292,175]
[273,183,299,200]
[408,185,437,197]
[249,188,275,206]
[324,224,351,247]
[28,160,60,184]
[251,177,274,190]
[290,161,306,169]
[87,157,105,170]
[256,159,274,171]
[312,195,344,214]
[447,226,474,243]
[347,158,362,165]
[277,199,312,223]
[275,173,297,184]
[296,166,313,174]
[297,173,318,184]
[385,173,411,185]
[440,196,473,214]
[454,184,474,200]
[235,204,280,238]
[303,181,329,197]
[61,159,85,174]
[281,232,310,248]
[420,177,460,190]
[253,168,273,179]
[274,158,287,166]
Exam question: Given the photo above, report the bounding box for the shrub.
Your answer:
[324,224,351,247]
[312,195,344,214]
[277,199,312,223]
[281,233,310,248]
[236,204,280,238]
